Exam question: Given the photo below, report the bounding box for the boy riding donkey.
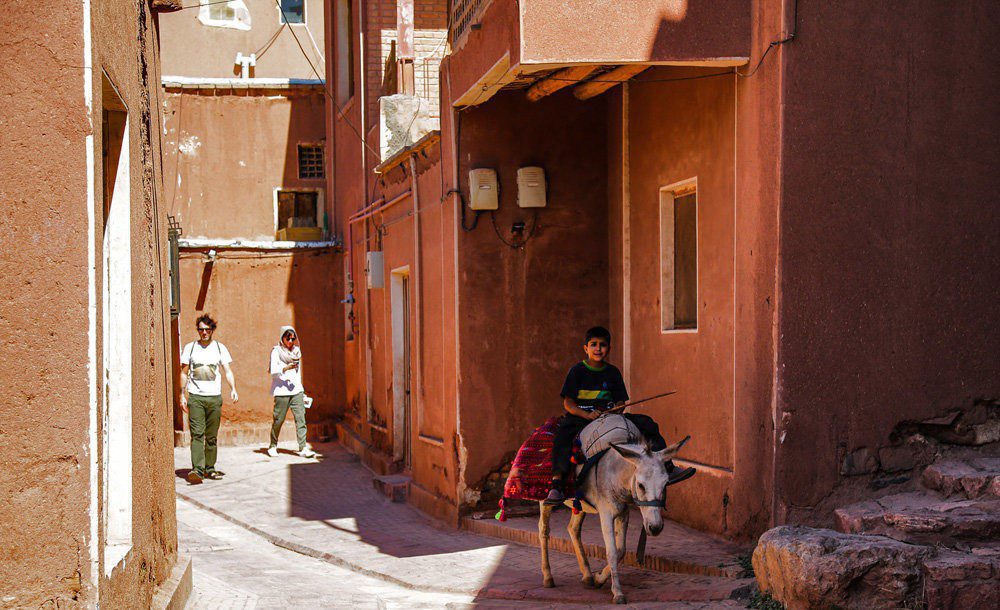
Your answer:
[546,326,695,504]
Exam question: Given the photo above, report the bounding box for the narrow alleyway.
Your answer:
[175,444,747,608]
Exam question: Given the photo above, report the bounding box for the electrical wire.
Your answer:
[252,23,286,60]
[272,0,380,159]
[489,208,538,249]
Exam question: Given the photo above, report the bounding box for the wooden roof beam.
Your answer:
[573,65,649,100]
[526,65,600,102]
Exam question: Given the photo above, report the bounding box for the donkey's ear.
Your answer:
[657,435,691,460]
[610,442,646,465]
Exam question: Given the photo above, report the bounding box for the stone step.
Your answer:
[922,548,1000,609]
[835,491,1000,546]
[462,509,748,579]
[372,473,410,503]
[922,458,1000,499]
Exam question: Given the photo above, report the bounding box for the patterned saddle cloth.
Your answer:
[497,414,641,519]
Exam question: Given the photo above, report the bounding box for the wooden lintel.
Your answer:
[573,65,649,100]
[526,65,600,102]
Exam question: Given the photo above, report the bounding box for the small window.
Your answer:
[276,190,318,232]
[198,0,251,30]
[660,183,698,331]
[279,0,305,24]
[336,0,355,105]
[298,144,325,179]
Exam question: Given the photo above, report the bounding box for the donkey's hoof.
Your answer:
[543,577,555,588]
[582,575,596,588]
[613,594,628,604]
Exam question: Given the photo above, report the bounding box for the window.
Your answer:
[659,182,698,331]
[336,0,355,105]
[100,74,133,573]
[279,0,305,24]
[198,0,251,30]
[276,190,319,232]
[298,144,325,179]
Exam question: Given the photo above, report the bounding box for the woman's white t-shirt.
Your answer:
[181,340,233,396]
[270,347,303,396]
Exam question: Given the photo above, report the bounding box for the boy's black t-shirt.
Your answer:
[560,361,629,412]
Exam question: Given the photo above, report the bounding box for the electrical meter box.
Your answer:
[366,251,385,289]
[517,166,547,208]
[468,168,499,210]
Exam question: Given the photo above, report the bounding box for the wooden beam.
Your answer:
[526,65,600,102]
[573,65,649,100]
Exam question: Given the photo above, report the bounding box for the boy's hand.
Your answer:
[586,410,601,420]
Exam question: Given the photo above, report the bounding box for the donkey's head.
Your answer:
[610,436,690,536]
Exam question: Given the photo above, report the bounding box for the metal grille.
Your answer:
[297,144,324,179]
[451,0,489,44]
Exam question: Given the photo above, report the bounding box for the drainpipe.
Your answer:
[408,155,423,436]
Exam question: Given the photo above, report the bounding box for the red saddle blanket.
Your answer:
[501,416,560,507]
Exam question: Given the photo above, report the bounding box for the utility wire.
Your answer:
[272,0,380,159]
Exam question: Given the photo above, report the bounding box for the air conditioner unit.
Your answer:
[468,168,499,210]
[517,166,546,208]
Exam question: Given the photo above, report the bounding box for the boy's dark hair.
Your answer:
[584,326,611,343]
[196,314,217,330]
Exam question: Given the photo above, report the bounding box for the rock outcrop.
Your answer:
[753,526,931,609]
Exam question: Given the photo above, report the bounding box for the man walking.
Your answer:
[180,314,239,483]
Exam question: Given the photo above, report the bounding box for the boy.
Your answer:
[546,326,695,503]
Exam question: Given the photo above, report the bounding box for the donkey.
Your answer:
[537,432,690,604]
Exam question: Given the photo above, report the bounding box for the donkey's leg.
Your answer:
[539,502,555,588]
[596,509,627,604]
[567,511,594,587]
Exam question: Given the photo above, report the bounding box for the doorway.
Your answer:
[390,267,412,468]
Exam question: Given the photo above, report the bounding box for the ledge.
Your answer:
[374,131,441,175]
[178,238,341,251]
[162,76,326,91]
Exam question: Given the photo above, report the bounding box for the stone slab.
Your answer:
[922,458,1000,499]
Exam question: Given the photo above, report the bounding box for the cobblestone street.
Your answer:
[176,443,747,609]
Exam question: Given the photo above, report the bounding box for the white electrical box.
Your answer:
[517,166,547,208]
[468,168,499,210]
[366,251,385,289]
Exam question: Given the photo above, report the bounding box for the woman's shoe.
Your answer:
[186,470,203,484]
[266,447,279,457]
[299,448,317,458]
[205,471,224,480]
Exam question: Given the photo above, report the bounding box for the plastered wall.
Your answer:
[0,1,178,605]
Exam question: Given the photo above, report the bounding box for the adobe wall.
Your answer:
[605,66,741,535]
[0,0,177,606]
[455,89,610,505]
[177,248,345,436]
[774,1,1000,524]
[519,0,749,65]
[158,0,325,79]
[162,88,327,240]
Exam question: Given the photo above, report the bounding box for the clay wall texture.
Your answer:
[177,249,346,432]
[327,0,999,540]
[455,90,610,501]
[0,0,177,606]
[159,0,326,79]
[162,89,328,240]
[773,1,1000,523]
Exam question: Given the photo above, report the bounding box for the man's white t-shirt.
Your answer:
[270,347,303,396]
[181,340,233,396]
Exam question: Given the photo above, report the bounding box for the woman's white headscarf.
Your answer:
[276,325,301,364]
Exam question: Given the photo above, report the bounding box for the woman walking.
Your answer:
[267,326,316,458]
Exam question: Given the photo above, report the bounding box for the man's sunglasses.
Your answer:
[197,327,213,332]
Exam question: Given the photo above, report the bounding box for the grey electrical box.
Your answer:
[517,166,546,208]
[366,251,385,289]
[468,168,499,210]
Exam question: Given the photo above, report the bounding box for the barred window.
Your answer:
[298,144,324,179]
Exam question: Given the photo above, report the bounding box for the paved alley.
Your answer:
[175,443,748,609]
